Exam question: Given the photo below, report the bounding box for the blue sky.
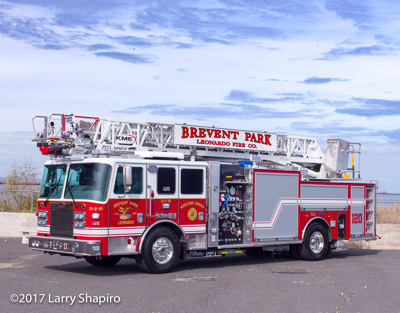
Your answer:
[0,0,399,192]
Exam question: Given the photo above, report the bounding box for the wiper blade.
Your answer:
[44,176,62,206]
[66,177,79,208]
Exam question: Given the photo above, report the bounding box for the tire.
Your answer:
[85,255,121,267]
[136,226,181,274]
[299,223,329,261]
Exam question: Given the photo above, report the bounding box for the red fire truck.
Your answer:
[29,114,377,273]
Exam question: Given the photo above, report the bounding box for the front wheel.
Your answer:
[136,226,181,274]
[85,255,121,267]
[299,223,329,261]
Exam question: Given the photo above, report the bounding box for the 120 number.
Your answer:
[352,213,363,224]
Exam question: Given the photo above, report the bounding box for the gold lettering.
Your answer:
[129,201,139,208]
[194,202,205,208]
[118,220,135,225]
[114,201,128,208]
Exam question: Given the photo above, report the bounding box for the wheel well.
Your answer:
[302,217,332,242]
[139,221,187,254]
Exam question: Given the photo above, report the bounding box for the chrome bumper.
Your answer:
[29,236,101,256]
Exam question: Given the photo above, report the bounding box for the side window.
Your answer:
[157,168,176,194]
[114,167,143,194]
[181,169,203,194]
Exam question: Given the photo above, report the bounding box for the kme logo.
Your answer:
[116,134,137,146]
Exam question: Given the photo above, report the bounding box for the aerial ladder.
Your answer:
[32,113,361,180]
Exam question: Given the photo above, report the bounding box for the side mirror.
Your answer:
[44,185,50,197]
[123,166,132,193]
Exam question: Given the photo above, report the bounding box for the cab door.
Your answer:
[108,164,146,255]
[178,166,207,244]
[146,165,179,227]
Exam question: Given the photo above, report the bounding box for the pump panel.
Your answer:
[218,183,246,245]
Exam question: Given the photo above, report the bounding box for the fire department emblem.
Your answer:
[119,207,132,220]
[188,208,197,221]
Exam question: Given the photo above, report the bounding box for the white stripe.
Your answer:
[109,226,145,230]
[350,199,366,205]
[73,227,145,237]
[300,199,348,205]
[185,231,205,235]
[180,224,206,228]
[181,225,206,233]
[109,228,145,235]
[37,226,50,232]
[300,198,365,206]
[74,229,108,235]
[75,234,109,237]
[254,198,297,229]
[254,198,367,230]
[181,225,206,230]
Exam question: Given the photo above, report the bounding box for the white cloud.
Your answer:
[0,0,399,191]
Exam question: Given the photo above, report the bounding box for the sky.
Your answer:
[0,0,399,192]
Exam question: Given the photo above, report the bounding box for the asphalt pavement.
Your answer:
[1,238,399,313]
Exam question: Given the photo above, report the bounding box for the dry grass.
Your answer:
[377,203,400,224]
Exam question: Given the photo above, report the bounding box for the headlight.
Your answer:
[37,219,48,226]
[74,220,86,228]
[74,212,86,220]
[38,211,48,218]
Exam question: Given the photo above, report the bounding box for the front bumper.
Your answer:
[29,236,101,256]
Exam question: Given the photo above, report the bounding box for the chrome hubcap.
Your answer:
[309,231,324,254]
[152,237,173,264]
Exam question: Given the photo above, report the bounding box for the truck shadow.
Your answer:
[329,248,381,258]
[174,248,381,273]
[43,248,382,276]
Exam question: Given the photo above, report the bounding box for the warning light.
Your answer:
[39,145,50,155]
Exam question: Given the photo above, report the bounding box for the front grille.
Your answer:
[50,202,73,238]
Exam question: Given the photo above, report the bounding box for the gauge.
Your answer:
[222,221,232,233]
[229,186,236,196]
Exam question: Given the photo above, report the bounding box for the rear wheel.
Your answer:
[299,223,329,261]
[85,255,121,267]
[136,226,181,274]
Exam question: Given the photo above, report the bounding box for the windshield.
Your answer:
[64,163,111,202]
[39,165,66,198]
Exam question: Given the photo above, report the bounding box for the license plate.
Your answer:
[42,240,70,251]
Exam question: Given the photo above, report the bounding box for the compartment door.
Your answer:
[253,171,299,241]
